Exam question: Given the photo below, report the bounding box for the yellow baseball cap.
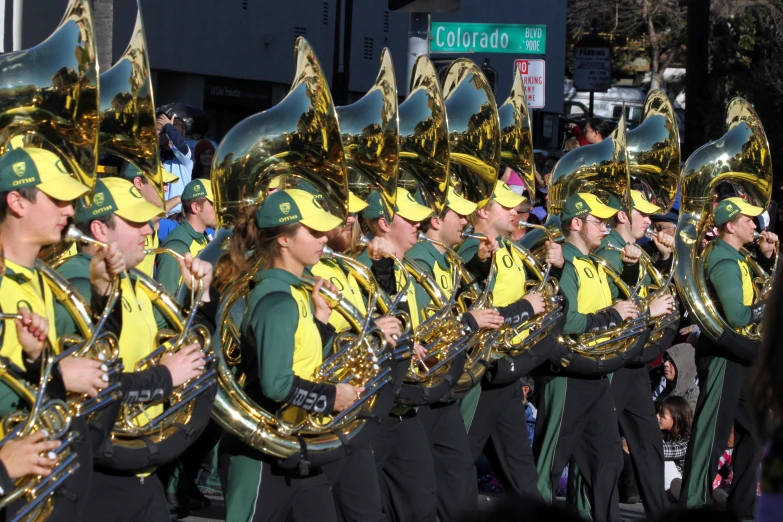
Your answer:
[446,186,477,216]
[362,188,433,222]
[561,193,619,221]
[491,181,526,209]
[348,191,368,213]
[256,188,343,232]
[0,148,89,201]
[714,197,764,226]
[630,190,662,214]
[123,163,178,184]
[75,177,165,224]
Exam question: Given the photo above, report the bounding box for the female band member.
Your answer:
[217,188,364,522]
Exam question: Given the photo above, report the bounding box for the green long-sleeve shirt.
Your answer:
[705,238,756,328]
[241,269,334,406]
[155,220,210,296]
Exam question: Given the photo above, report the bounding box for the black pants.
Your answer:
[323,444,386,522]
[535,375,623,522]
[611,366,669,516]
[417,401,477,520]
[160,418,224,498]
[79,470,169,522]
[467,381,541,500]
[679,356,761,519]
[372,412,437,522]
[218,436,337,522]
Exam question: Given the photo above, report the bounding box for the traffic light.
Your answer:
[388,0,460,12]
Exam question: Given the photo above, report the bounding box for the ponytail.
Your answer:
[213,205,300,291]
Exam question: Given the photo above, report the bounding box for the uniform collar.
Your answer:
[180,219,208,242]
[604,229,627,249]
[712,237,744,260]
[253,267,302,285]
[3,258,35,284]
[413,240,450,270]
[563,241,591,263]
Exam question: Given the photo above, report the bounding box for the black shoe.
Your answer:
[713,487,729,506]
[669,478,682,501]
[167,490,211,515]
[623,495,640,504]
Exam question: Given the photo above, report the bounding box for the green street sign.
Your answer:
[430,22,546,54]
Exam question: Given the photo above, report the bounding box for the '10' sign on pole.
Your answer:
[514,59,546,109]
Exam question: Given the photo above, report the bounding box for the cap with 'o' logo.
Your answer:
[561,193,619,221]
[714,196,763,226]
[75,177,164,224]
[255,188,343,231]
[181,179,214,203]
[0,147,89,201]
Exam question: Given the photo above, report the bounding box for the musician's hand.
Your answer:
[622,438,630,455]
[477,236,499,261]
[178,253,214,303]
[15,307,49,362]
[467,309,504,330]
[545,240,564,268]
[161,343,206,387]
[523,290,546,315]
[59,356,107,398]
[621,244,642,264]
[679,324,696,336]
[760,231,778,258]
[90,242,125,296]
[366,237,396,261]
[311,277,340,324]
[333,383,365,412]
[0,431,61,479]
[374,316,401,348]
[648,294,676,319]
[652,231,674,260]
[411,342,428,362]
[613,301,639,321]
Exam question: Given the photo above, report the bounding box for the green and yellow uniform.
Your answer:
[310,258,367,333]
[679,198,766,517]
[223,189,344,522]
[534,193,626,522]
[137,225,158,279]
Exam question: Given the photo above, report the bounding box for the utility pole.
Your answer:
[684,0,710,156]
[12,0,23,51]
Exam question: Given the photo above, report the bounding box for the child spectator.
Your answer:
[651,343,700,412]
[658,396,693,497]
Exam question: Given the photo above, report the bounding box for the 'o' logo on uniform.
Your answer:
[94,193,105,206]
[440,274,449,289]
[16,299,32,312]
[502,254,513,268]
[300,300,308,318]
[583,267,595,279]
[280,202,291,215]
[330,277,344,291]
[12,162,25,177]
[121,297,132,312]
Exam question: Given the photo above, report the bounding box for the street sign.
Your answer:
[514,59,545,109]
[573,35,612,92]
[430,22,546,54]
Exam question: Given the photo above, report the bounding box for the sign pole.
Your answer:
[589,91,594,118]
[407,12,430,96]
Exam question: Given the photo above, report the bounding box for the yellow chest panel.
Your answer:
[493,242,527,307]
[433,262,453,296]
[396,265,421,329]
[738,260,754,306]
[0,263,58,367]
[311,261,366,333]
[291,286,324,379]
[572,257,613,314]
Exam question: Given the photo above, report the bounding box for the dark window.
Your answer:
[323,2,329,25]
[241,0,248,9]
[295,26,307,37]
[363,37,374,60]
[383,11,389,32]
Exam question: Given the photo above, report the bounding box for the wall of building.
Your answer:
[12,0,565,146]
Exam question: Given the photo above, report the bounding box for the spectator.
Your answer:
[651,343,700,412]
[564,137,580,152]
[712,426,735,506]
[511,201,532,242]
[657,396,693,495]
[568,117,613,146]
[156,112,193,216]
[520,375,536,445]
[192,139,215,181]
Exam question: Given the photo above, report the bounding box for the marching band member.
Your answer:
[456,181,557,500]
[591,190,677,516]
[0,148,124,520]
[310,191,402,522]
[56,176,211,521]
[406,186,503,519]
[534,193,635,522]
[155,179,216,296]
[216,188,363,522]
[679,197,776,518]
[358,187,438,522]
[119,163,180,278]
